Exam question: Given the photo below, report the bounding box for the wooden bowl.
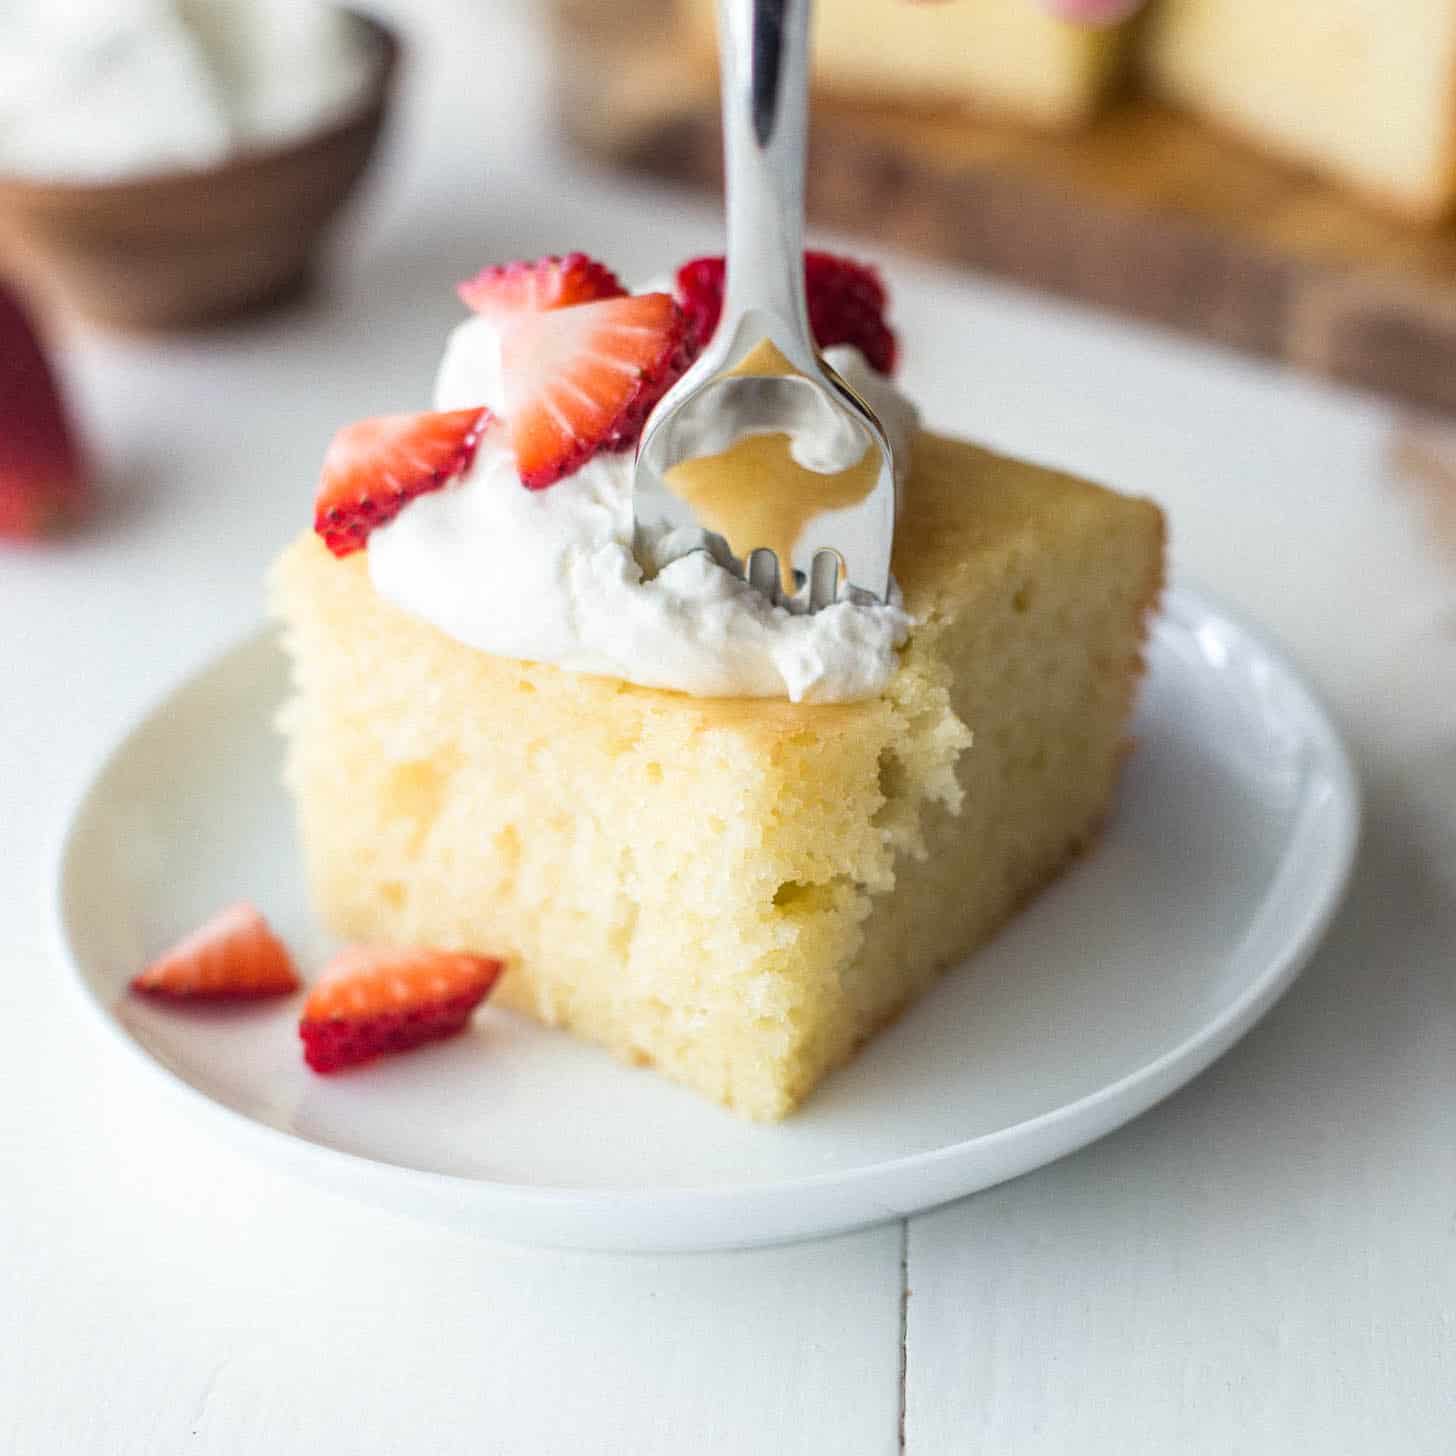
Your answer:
[0,11,398,332]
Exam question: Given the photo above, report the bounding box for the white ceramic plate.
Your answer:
[52,585,1358,1252]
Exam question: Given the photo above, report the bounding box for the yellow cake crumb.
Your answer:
[271,431,1164,1120]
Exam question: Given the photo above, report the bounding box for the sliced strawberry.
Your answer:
[299,946,504,1073]
[131,903,300,1001]
[675,250,898,374]
[501,292,690,489]
[457,252,625,321]
[0,280,88,540]
[313,406,492,557]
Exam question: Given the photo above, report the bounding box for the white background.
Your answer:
[4,2,1455,1450]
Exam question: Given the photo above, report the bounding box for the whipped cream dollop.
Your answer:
[367,311,919,703]
[0,0,376,181]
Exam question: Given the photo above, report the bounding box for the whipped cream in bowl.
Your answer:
[0,0,379,182]
[367,309,920,705]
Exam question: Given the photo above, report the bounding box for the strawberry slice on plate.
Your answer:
[501,292,690,489]
[457,252,625,320]
[313,406,492,557]
[299,947,504,1073]
[0,280,88,540]
[131,903,300,1001]
[675,250,898,374]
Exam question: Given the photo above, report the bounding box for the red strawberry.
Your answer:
[501,292,690,489]
[299,946,504,1073]
[313,406,492,557]
[457,252,625,320]
[0,280,88,540]
[131,903,300,1001]
[673,255,727,354]
[675,250,898,374]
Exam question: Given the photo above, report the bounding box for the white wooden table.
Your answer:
[4,3,1454,1450]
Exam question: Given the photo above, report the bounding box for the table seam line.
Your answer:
[898,1216,909,1454]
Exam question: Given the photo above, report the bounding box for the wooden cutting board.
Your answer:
[552,1,1456,416]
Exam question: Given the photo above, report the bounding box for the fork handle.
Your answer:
[716,0,815,364]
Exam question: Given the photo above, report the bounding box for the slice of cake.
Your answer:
[1145,0,1456,221]
[680,0,1131,131]
[271,249,1164,1120]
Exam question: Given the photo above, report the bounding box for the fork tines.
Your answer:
[745,546,844,611]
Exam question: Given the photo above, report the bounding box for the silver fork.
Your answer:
[633,0,896,610]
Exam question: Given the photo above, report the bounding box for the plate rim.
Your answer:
[48,582,1362,1248]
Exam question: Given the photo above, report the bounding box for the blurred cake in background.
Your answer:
[553,0,1456,417]
[1145,0,1456,221]
[680,0,1132,130]
[565,0,1456,223]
